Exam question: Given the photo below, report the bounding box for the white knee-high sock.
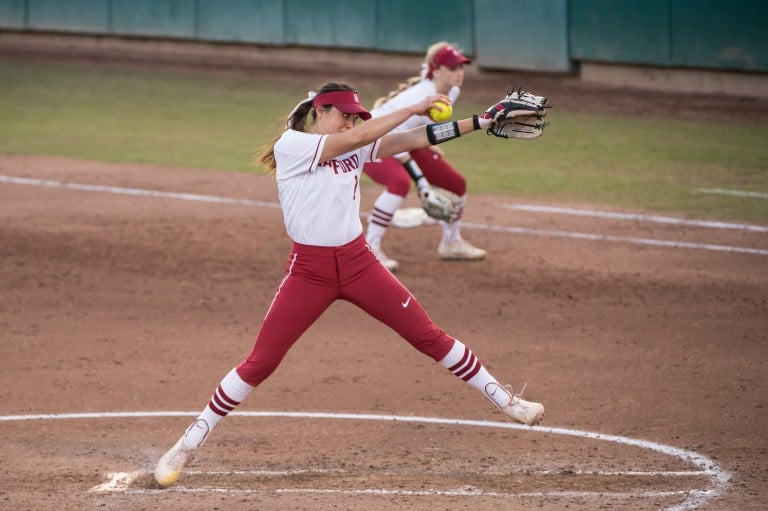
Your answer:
[440,339,512,409]
[367,191,405,247]
[185,368,255,447]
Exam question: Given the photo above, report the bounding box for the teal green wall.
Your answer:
[285,0,375,49]
[110,0,196,39]
[571,0,670,65]
[26,0,109,32]
[0,0,25,28]
[197,0,283,44]
[374,0,473,54]
[1,0,766,73]
[476,0,570,71]
[670,0,767,71]
[571,0,767,72]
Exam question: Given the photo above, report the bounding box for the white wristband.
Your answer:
[474,114,492,130]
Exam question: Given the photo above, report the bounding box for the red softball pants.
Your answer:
[363,147,467,197]
[235,234,455,386]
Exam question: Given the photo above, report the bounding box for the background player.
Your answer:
[154,82,544,488]
[363,42,485,271]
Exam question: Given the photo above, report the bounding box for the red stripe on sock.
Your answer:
[372,207,394,220]
[462,359,482,381]
[216,385,240,408]
[211,393,231,414]
[209,386,241,416]
[208,399,228,416]
[455,354,477,379]
[448,347,470,373]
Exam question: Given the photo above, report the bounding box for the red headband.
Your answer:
[312,90,371,121]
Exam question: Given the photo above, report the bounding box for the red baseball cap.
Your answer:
[427,45,471,78]
[312,90,372,121]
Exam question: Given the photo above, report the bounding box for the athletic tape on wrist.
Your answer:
[427,121,460,145]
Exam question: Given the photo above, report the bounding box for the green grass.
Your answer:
[1,59,767,223]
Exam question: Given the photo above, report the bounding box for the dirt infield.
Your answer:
[1,41,768,509]
[1,151,766,510]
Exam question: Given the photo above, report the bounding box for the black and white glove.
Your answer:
[480,86,550,139]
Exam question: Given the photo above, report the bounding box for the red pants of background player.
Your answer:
[363,147,466,197]
[235,234,455,386]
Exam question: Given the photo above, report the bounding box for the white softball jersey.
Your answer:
[274,129,381,247]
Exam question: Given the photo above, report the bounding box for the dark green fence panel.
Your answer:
[27,0,109,33]
[197,0,284,44]
[671,0,768,71]
[570,0,670,65]
[0,0,26,28]
[111,0,196,39]
[375,0,473,55]
[475,0,570,71]
[284,0,375,49]
[3,0,767,74]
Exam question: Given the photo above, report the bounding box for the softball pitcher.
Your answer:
[363,42,485,271]
[154,81,545,488]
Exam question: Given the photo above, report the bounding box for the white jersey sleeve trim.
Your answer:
[308,134,328,172]
[369,137,381,163]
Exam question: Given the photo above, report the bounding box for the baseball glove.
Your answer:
[483,86,550,140]
[491,114,548,140]
[419,185,461,223]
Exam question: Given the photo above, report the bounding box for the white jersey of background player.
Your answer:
[362,42,486,272]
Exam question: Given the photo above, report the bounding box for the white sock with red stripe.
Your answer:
[184,367,254,447]
[440,339,512,409]
[366,191,404,247]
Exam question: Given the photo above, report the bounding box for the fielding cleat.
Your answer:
[154,419,209,487]
[438,238,487,260]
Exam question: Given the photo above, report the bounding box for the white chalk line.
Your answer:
[462,221,768,255]
[2,174,765,256]
[502,203,768,233]
[88,466,711,493]
[0,175,281,209]
[106,484,714,502]
[168,468,716,478]
[696,188,768,200]
[1,411,729,511]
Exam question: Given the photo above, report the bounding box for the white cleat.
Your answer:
[503,395,545,426]
[438,238,487,260]
[154,436,195,487]
[486,383,545,426]
[154,419,209,487]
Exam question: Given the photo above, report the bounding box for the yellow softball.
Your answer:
[427,101,453,122]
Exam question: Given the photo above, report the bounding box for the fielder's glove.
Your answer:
[419,185,461,223]
[482,86,550,140]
